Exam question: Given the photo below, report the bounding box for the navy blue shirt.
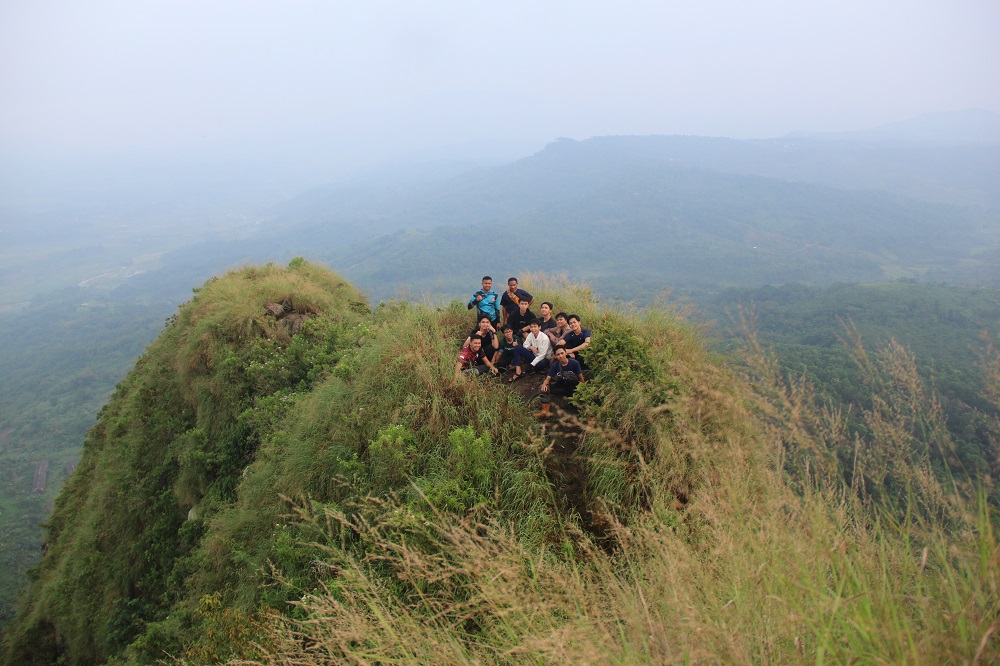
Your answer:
[547,358,583,381]
[562,328,592,352]
[500,288,533,315]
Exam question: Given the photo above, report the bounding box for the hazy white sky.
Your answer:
[1,0,998,174]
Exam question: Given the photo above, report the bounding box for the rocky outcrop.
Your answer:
[264,299,308,334]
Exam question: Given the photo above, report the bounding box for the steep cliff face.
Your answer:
[4,264,995,665]
[2,261,372,664]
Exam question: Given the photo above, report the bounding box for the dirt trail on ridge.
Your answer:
[507,370,612,546]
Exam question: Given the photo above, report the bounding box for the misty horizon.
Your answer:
[3,108,1000,211]
[3,1,999,192]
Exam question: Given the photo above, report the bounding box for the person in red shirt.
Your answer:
[455,335,500,378]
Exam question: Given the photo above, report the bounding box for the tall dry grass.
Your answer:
[220,293,998,665]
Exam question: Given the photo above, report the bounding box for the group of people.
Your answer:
[456,276,592,418]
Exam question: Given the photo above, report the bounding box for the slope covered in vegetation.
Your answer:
[702,281,1000,503]
[3,263,997,664]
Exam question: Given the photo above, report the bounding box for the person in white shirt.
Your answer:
[507,319,553,382]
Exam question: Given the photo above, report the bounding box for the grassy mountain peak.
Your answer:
[3,263,997,664]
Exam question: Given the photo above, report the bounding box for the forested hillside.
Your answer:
[0,292,171,625]
[702,281,1000,502]
[3,263,997,664]
[305,137,1000,300]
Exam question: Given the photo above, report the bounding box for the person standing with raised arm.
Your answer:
[467,276,500,328]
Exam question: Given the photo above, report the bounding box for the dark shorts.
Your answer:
[540,379,579,403]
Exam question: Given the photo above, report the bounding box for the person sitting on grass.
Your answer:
[555,314,591,366]
[508,299,536,339]
[537,301,556,334]
[545,311,571,346]
[493,324,521,372]
[535,347,584,418]
[456,335,500,378]
[463,315,500,355]
[507,318,553,382]
[467,276,500,328]
[500,277,533,325]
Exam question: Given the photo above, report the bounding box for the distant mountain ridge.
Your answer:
[268,133,1000,301]
[523,131,1000,208]
[785,108,1000,144]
